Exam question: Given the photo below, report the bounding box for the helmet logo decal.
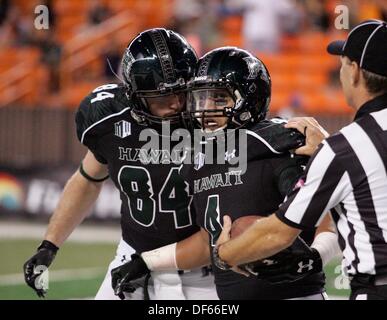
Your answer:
[243,56,260,80]
[248,83,257,93]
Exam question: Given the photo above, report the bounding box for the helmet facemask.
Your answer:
[186,77,254,132]
[187,88,233,132]
[136,90,187,126]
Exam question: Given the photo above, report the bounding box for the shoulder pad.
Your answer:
[75,84,132,148]
[246,118,305,155]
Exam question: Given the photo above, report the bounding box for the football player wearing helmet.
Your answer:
[181,47,335,299]
[110,47,341,300]
[23,28,218,300]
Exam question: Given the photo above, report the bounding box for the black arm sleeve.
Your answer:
[271,154,309,198]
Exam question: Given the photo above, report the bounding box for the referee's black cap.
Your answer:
[327,20,387,77]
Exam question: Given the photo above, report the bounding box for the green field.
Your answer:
[0,239,115,300]
[0,239,350,300]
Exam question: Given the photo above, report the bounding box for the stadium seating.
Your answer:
[0,0,355,114]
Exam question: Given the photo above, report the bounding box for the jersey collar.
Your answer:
[354,93,387,121]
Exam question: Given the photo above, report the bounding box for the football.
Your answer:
[230,215,262,238]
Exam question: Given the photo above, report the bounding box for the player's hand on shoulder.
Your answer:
[285,117,329,156]
[251,118,306,154]
[111,253,150,300]
[23,240,59,298]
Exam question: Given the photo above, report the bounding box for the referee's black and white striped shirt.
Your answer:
[276,93,387,276]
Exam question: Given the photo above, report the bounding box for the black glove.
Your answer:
[23,240,59,298]
[111,253,150,300]
[241,237,323,284]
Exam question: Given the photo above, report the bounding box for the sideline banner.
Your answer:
[0,167,121,220]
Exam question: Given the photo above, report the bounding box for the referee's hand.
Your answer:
[285,117,329,156]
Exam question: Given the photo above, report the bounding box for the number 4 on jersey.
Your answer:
[159,167,193,229]
[205,195,223,246]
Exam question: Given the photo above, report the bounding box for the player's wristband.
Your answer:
[79,162,109,182]
[141,243,177,271]
[311,232,341,266]
[38,240,59,253]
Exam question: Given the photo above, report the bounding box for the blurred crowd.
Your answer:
[169,0,387,54]
[0,0,386,104]
[0,0,114,92]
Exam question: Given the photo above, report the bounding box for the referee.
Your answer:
[215,19,387,300]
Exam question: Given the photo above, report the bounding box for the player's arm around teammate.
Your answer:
[111,228,211,299]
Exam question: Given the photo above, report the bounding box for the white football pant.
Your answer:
[95,239,219,300]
